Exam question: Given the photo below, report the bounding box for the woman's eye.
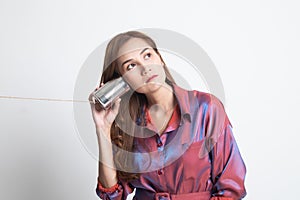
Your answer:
[126,63,136,71]
[144,53,151,60]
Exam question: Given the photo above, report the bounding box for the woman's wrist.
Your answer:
[96,127,112,142]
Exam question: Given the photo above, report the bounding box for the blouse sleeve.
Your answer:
[95,179,134,200]
[205,95,247,200]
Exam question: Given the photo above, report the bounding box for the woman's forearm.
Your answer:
[97,128,118,188]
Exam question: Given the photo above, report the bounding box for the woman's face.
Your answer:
[117,38,167,94]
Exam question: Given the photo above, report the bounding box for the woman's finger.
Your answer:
[88,92,94,104]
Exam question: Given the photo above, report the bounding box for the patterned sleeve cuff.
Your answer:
[97,181,119,193]
[210,197,234,200]
[96,180,124,199]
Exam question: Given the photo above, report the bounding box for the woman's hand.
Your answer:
[88,83,121,138]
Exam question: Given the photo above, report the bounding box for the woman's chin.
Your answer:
[134,82,164,94]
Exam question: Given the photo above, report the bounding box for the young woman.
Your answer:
[89,31,246,200]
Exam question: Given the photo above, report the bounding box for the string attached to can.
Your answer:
[0,95,93,103]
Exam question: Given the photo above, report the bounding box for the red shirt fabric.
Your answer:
[96,84,246,200]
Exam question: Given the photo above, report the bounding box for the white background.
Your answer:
[1,0,299,199]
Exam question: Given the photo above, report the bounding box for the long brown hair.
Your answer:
[100,31,176,181]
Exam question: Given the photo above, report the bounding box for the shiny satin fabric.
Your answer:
[96,84,246,200]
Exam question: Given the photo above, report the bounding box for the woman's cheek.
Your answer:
[123,74,145,91]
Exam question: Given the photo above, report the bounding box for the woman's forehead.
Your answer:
[117,38,151,59]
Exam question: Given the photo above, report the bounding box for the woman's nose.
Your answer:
[141,65,151,75]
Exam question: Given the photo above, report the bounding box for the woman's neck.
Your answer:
[145,82,176,112]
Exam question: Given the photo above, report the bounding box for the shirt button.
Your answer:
[157,169,163,175]
[157,142,163,147]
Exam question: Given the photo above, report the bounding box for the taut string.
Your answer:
[0,95,93,103]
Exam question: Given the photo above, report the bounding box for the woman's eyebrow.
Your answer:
[139,47,149,55]
[121,47,150,67]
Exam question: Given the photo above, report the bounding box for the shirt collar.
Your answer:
[171,83,192,125]
[171,83,196,144]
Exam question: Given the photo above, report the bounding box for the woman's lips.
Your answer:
[146,75,158,83]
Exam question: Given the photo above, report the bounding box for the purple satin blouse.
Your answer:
[96,84,246,200]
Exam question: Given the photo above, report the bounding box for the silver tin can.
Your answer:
[93,77,130,109]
